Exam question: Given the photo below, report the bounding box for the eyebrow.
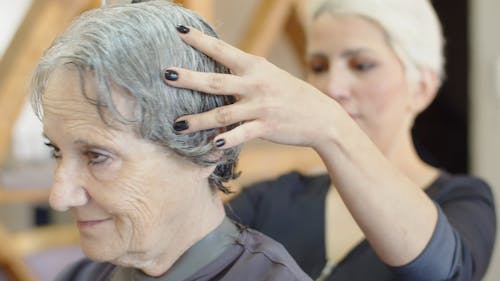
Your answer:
[340,48,374,58]
[307,48,374,58]
[42,134,117,154]
[75,139,117,153]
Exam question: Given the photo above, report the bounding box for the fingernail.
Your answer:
[164,69,179,81]
[215,139,225,148]
[174,120,189,131]
[176,25,190,34]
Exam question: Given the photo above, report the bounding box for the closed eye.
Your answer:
[349,55,378,72]
[352,61,377,72]
[307,55,329,74]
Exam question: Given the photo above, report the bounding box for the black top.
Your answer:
[225,172,496,281]
[55,218,312,281]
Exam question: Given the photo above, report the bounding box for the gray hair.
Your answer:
[309,0,445,85]
[30,0,239,193]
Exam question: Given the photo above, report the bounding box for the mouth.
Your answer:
[76,218,111,228]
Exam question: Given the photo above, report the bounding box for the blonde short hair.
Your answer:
[309,0,445,84]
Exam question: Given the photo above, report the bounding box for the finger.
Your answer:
[175,25,253,74]
[213,121,264,149]
[174,102,255,134]
[163,67,244,96]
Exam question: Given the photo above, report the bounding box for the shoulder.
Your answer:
[429,172,496,229]
[226,172,328,228]
[229,227,312,281]
[55,258,115,281]
[428,172,494,205]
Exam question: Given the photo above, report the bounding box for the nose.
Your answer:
[324,68,351,102]
[50,162,89,211]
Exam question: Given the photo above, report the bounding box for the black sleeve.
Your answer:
[225,181,270,228]
[224,172,308,228]
[392,176,496,281]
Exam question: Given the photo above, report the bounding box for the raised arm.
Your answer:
[162,26,438,268]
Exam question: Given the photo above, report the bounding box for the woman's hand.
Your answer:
[162,26,342,150]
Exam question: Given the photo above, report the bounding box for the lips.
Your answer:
[76,218,111,228]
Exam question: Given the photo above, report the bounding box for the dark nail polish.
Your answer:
[176,25,190,34]
[174,120,189,131]
[164,69,179,81]
[215,139,225,148]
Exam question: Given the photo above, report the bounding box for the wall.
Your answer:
[470,0,500,280]
[0,0,32,58]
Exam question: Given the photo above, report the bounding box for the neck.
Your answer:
[139,189,225,277]
[385,130,439,189]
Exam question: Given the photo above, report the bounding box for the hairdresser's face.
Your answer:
[307,14,414,154]
[43,68,210,267]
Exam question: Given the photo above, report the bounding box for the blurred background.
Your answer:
[0,0,499,280]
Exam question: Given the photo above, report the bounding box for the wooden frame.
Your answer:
[176,0,215,23]
[239,0,306,60]
[0,0,100,166]
[0,224,79,281]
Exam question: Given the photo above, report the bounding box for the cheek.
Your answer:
[105,165,186,228]
[307,74,324,91]
[360,74,408,117]
[90,158,123,182]
[86,164,154,224]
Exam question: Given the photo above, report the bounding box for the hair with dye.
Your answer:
[31,0,239,193]
[308,0,445,84]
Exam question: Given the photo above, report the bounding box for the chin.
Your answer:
[80,239,120,263]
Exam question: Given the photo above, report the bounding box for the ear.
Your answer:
[409,68,440,114]
[199,126,227,178]
[200,165,216,178]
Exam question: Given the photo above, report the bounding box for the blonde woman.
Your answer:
[164,0,496,280]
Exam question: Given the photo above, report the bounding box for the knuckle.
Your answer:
[239,125,250,141]
[248,77,271,93]
[260,103,275,118]
[215,107,232,126]
[245,54,267,69]
[211,39,226,56]
[208,75,224,92]
[252,55,268,65]
[256,81,272,93]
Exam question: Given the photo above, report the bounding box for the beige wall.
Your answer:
[470,0,500,280]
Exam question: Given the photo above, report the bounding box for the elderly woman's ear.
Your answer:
[199,164,217,179]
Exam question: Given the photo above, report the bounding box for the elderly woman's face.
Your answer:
[307,13,415,154]
[42,68,211,266]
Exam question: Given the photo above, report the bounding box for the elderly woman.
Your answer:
[30,1,311,280]
[163,0,496,280]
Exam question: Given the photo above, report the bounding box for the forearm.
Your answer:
[314,112,438,266]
